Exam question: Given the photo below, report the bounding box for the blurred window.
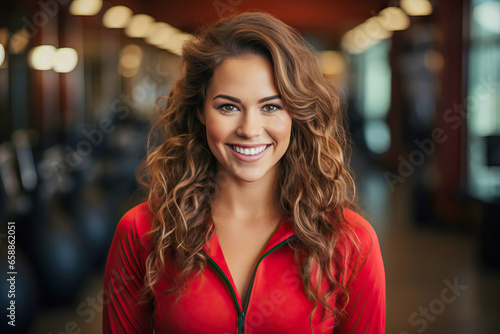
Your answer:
[353,39,392,154]
[468,0,500,199]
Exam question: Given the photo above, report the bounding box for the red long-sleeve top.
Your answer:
[103,202,385,333]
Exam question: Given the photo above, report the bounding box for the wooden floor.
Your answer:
[32,162,500,334]
[357,164,500,334]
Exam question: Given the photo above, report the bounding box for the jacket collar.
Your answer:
[201,216,295,306]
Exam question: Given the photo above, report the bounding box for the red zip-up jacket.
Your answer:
[103,202,385,333]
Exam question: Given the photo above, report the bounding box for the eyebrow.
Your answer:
[212,94,281,103]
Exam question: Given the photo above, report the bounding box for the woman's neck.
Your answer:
[211,165,281,227]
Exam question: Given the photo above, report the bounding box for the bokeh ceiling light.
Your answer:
[69,0,103,16]
[319,51,346,76]
[473,1,500,33]
[340,42,363,55]
[103,6,133,28]
[0,44,5,67]
[29,45,56,70]
[125,14,155,38]
[0,28,9,46]
[400,0,433,16]
[341,27,377,55]
[146,22,180,46]
[9,29,30,54]
[119,44,143,77]
[119,46,142,69]
[360,17,393,40]
[376,7,410,31]
[341,35,363,55]
[53,48,78,73]
[120,54,140,69]
[161,32,191,55]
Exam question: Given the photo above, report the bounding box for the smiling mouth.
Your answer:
[228,144,270,156]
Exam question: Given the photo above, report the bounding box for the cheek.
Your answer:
[205,113,231,145]
[271,113,293,143]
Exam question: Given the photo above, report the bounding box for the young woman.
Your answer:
[103,11,385,334]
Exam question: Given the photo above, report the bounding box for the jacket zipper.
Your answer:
[204,236,295,334]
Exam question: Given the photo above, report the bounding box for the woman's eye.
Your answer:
[217,103,282,114]
[218,104,238,113]
[262,104,281,113]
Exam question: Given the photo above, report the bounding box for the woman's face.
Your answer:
[202,54,292,183]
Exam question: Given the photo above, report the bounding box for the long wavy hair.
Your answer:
[136,11,361,328]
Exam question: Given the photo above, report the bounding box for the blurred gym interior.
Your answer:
[0,0,499,333]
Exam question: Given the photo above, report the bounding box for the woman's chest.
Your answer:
[152,248,335,334]
[217,225,278,306]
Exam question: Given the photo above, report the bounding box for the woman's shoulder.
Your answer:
[337,208,381,258]
[343,208,377,237]
[105,202,154,276]
[115,201,154,242]
[334,211,386,332]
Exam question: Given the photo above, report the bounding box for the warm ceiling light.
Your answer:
[319,51,346,76]
[9,29,30,54]
[341,27,377,55]
[376,7,410,31]
[53,48,78,73]
[29,45,56,70]
[120,54,140,69]
[119,44,143,77]
[119,44,142,69]
[103,6,133,28]
[69,0,103,16]
[341,31,363,55]
[0,28,9,46]
[125,14,155,38]
[160,32,191,55]
[340,42,362,55]
[400,0,433,16]
[145,22,180,46]
[361,17,393,40]
[473,1,500,33]
[0,44,5,67]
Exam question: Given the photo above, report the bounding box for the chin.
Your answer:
[231,167,269,183]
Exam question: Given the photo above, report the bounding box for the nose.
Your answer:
[236,110,262,139]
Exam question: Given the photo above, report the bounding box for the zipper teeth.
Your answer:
[204,255,241,311]
[204,253,244,333]
[242,236,295,312]
[203,235,296,333]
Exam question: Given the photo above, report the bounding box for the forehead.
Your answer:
[207,54,278,96]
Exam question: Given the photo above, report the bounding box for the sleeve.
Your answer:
[103,205,154,334]
[335,212,386,334]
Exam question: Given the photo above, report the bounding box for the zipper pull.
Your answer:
[238,311,246,334]
[239,310,246,323]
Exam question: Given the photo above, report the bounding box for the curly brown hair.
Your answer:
[136,10,361,328]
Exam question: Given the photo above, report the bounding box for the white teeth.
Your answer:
[232,145,268,156]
